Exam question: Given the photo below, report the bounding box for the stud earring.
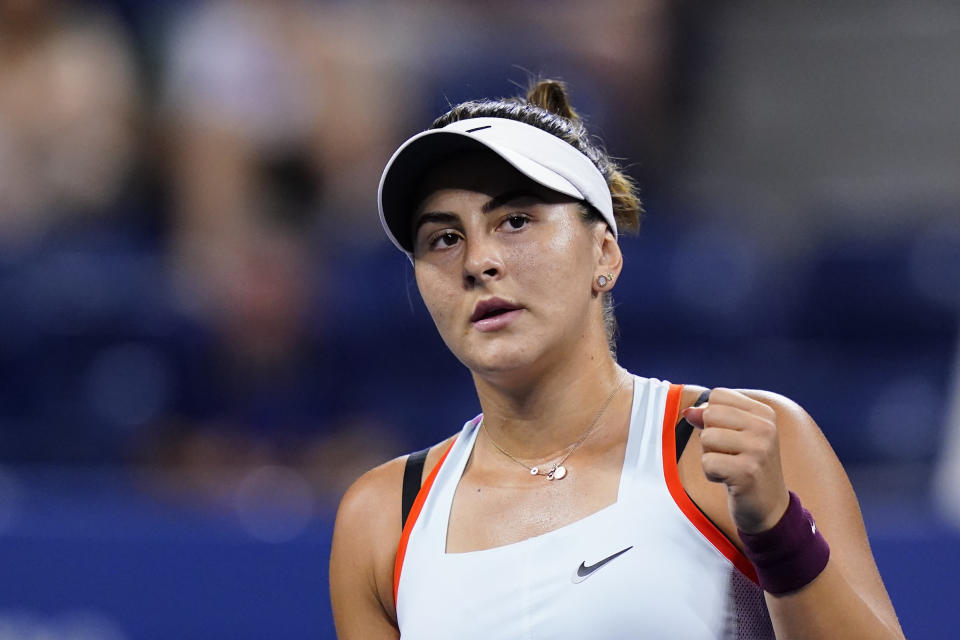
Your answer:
[597,273,614,287]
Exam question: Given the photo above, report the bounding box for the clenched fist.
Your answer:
[682,388,791,534]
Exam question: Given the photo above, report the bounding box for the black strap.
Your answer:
[676,389,711,462]
[401,447,431,529]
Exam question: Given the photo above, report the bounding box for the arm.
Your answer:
[329,460,403,640]
[681,388,904,640]
[329,438,454,639]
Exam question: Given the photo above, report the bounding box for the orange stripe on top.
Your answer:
[393,436,458,606]
[662,384,759,584]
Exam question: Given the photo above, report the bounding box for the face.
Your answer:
[412,151,610,380]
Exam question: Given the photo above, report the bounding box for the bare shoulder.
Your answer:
[334,454,406,558]
[335,433,457,544]
[735,388,837,481]
[330,436,457,637]
[738,388,812,426]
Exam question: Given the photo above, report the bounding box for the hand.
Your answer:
[682,388,791,534]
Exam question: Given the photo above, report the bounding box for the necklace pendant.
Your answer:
[546,464,565,481]
[530,467,539,475]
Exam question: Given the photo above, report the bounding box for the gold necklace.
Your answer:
[482,372,626,481]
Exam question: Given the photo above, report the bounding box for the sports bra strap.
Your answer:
[401,447,431,528]
[675,389,711,462]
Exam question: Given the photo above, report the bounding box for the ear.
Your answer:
[593,227,623,292]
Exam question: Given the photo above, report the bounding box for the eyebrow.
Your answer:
[481,189,545,213]
[413,211,459,237]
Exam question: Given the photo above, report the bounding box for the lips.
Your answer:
[470,297,523,323]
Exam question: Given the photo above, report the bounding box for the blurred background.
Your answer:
[0,0,957,637]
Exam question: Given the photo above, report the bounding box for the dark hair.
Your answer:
[432,79,641,354]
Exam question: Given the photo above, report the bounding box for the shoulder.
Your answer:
[334,434,458,564]
[738,388,811,423]
[330,436,457,624]
[733,388,834,475]
[335,434,458,539]
[334,456,404,554]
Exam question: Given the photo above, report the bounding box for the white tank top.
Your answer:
[395,375,774,639]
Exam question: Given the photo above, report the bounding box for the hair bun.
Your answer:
[526,79,580,121]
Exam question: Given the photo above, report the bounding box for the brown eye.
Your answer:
[430,231,461,249]
[504,214,529,230]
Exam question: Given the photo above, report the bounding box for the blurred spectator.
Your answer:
[137,214,402,504]
[162,0,421,245]
[0,0,138,247]
[138,0,417,504]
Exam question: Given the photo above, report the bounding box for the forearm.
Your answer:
[765,560,904,640]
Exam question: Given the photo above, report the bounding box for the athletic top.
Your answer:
[394,375,775,639]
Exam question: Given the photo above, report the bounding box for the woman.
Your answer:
[330,81,904,639]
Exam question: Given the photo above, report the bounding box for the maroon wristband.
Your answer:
[737,491,830,595]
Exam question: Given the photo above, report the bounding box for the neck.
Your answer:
[472,349,626,461]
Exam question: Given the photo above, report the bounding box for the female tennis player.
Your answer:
[329,80,904,639]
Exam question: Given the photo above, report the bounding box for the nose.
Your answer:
[462,234,503,289]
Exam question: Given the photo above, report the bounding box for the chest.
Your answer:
[445,453,623,553]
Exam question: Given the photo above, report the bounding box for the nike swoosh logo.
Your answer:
[571,546,633,583]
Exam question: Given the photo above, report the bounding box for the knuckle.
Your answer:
[701,452,729,483]
[699,429,716,449]
[750,413,775,435]
[743,457,761,479]
[752,437,773,457]
[753,419,774,439]
[701,459,724,483]
[763,421,779,442]
[701,451,718,471]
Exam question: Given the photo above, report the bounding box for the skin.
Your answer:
[329,151,904,639]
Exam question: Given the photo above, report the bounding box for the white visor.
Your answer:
[378,117,616,258]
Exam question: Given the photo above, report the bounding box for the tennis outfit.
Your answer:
[394,375,774,639]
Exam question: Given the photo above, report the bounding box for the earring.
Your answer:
[597,273,614,287]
